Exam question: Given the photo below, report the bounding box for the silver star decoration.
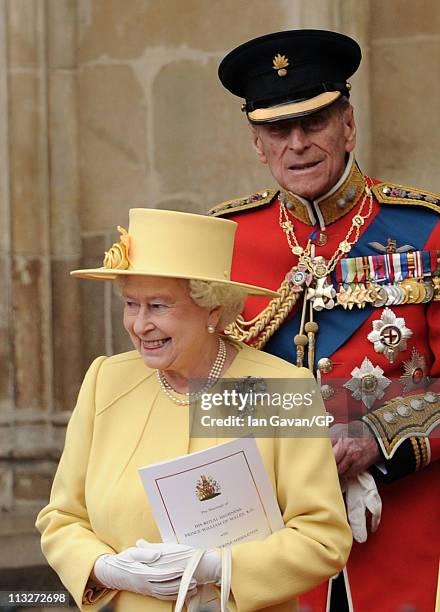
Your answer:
[344,357,391,410]
[400,347,429,391]
[367,307,413,363]
[306,277,336,311]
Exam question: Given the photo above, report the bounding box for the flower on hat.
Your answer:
[103,226,130,270]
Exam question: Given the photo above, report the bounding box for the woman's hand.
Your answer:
[93,545,197,600]
[136,539,222,586]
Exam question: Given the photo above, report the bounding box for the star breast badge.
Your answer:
[400,347,429,391]
[344,357,391,410]
[367,307,413,363]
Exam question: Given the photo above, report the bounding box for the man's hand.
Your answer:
[342,471,382,543]
[331,421,381,478]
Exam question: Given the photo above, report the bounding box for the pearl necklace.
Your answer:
[156,337,227,405]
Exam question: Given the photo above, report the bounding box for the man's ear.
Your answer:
[343,105,357,153]
[248,123,268,165]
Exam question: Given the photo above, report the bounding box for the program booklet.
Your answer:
[138,437,284,549]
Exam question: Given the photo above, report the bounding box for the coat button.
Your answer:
[320,384,335,400]
[317,357,333,374]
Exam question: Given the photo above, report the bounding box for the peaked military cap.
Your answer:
[218,29,361,123]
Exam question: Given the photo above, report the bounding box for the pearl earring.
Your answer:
[207,324,216,334]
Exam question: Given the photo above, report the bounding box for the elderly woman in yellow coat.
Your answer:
[36,209,352,611]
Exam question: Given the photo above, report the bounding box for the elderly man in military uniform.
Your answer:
[210,30,440,611]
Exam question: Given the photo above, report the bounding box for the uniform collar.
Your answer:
[280,153,366,228]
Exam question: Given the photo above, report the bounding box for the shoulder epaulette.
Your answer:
[372,181,440,214]
[208,189,279,217]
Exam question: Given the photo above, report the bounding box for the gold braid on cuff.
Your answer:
[362,391,439,460]
[410,437,422,471]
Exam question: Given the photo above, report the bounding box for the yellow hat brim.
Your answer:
[247,91,341,123]
[70,267,279,298]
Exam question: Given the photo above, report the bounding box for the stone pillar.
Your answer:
[8,0,52,423]
[0,0,13,510]
[47,0,83,416]
[0,0,82,511]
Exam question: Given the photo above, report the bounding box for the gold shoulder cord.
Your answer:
[224,276,298,349]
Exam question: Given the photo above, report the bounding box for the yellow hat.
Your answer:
[71,208,278,297]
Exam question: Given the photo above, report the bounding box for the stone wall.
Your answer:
[370,0,440,189]
[0,0,438,540]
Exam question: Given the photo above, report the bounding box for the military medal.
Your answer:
[316,232,328,246]
[432,277,440,300]
[365,284,379,304]
[422,280,434,303]
[400,278,426,304]
[400,347,428,391]
[384,283,405,306]
[287,263,312,293]
[335,283,377,309]
[336,285,354,310]
[351,283,368,307]
[372,286,388,307]
[311,256,329,278]
[278,179,375,370]
[344,357,391,410]
[367,307,413,363]
[306,277,336,310]
[332,249,440,309]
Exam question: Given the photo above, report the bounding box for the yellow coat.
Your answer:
[36,345,351,611]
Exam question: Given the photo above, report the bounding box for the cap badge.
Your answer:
[272,53,289,77]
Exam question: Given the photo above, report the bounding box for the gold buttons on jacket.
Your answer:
[317,357,333,374]
[320,384,336,400]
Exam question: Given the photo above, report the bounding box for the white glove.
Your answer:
[137,539,221,586]
[343,471,382,543]
[93,545,197,600]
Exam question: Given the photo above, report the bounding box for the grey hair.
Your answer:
[333,95,351,114]
[188,280,247,329]
[113,276,246,330]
